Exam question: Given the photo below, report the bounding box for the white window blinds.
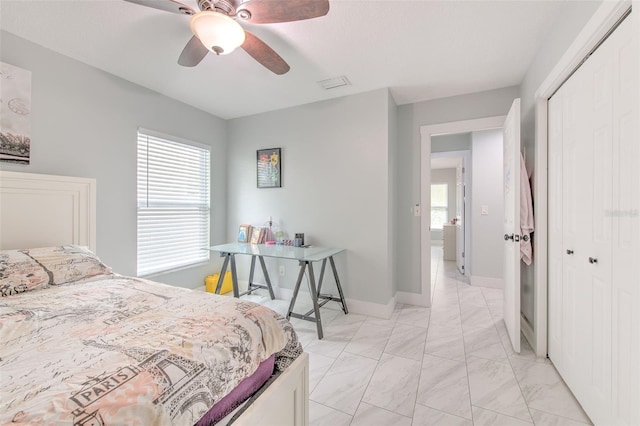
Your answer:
[137,130,210,276]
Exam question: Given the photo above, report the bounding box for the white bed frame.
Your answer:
[0,170,309,426]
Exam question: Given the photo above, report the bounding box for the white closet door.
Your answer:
[610,16,639,425]
[547,15,638,425]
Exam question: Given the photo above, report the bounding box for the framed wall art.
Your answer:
[0,62,32,165]
[257,147,281,188]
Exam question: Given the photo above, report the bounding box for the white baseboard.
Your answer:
[346,296,396,319]
[470,275,503,289]
[281,287,395,319]
[395,291,430,307]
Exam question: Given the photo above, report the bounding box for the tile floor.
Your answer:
[243,246,592,426]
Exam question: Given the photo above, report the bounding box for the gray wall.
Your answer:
[430,168,457,241]
[0,31,228,289]
[431,133,471,153]
[395,86,519,294]
[470,129,503,279]
[227,89,393,307]
[518,1,600,325]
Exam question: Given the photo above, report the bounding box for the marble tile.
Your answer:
[304,336,349,358]
[413,404,473,426]
[466,355,532,422]
[460,303,496,330]
[494,322,546,364]
[529,408,592,425]
[472,406,534,426]
[463,325,509,363]
[509,358,591,423]
[457,286,487,308]
[323,318,364,341]
[310,352,378,415]
[344,321,393,360]
[429,304,462,327]
[383,323,427,361]
[309,401,352,426]
[350,402,412,426]
[416,354,472,419]
[396,305,430,328]
[362,353,421,417]
[424,322,465,362]
[308,351,335,393]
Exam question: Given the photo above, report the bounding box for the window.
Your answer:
[431,183,448,230]
[137,130,210,276]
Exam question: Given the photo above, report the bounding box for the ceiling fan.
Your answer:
[124,0,330,75]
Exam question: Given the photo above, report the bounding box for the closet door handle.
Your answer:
[504,234,514,241]
[589,257,598,264]
[566,249,574,255]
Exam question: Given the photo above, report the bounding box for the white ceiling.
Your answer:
[1,0,567,119]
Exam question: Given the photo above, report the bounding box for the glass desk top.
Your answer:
[209,243,345,262]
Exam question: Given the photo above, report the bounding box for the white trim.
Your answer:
[420,116,506,308]
[469,275,503,289]
[279,288,396,320]
[395,290,429,307]
[137,127,212,151]
[346,296,396,319]
[532,0,632,358]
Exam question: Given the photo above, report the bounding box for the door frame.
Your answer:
[420,116,505,306]
[533,0,634,357]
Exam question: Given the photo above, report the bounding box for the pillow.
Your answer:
[0,250,50,296]
[26,246,113,286]
[0,246,113,296]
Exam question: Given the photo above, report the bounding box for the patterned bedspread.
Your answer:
[0,275,302,425]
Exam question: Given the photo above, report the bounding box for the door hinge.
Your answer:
[462,252,465,258]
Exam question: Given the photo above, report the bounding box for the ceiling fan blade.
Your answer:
[237,0,329,24]
[242,31,290,75]
[123,0,196,15]
[178,36,209,67]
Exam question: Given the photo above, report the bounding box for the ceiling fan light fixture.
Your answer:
[189,11,246,55]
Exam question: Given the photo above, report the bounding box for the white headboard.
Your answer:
[0,171,96,251]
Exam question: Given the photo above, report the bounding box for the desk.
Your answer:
[209,243,348,339]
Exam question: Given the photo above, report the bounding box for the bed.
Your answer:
[0,171,309,425]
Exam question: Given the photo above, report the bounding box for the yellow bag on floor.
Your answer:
[205,272,233,294]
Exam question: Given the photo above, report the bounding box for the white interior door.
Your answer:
[503,98,521,353]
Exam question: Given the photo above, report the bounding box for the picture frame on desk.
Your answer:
[250,226,265,244]
[237,224,251,243]
[257,148,281,188]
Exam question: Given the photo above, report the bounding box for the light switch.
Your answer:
[481,205,489,215]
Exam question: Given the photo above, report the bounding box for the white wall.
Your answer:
[0,31,228,289]
[470,129,503,281]
[227,89,393,309]
[430,168,456,241]
[395,86,519,294]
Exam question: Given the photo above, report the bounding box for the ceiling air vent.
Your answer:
[318,76,351,90]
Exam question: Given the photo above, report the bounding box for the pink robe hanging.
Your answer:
[520,153,534,265]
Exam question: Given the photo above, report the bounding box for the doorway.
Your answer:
[420,116,506,306]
